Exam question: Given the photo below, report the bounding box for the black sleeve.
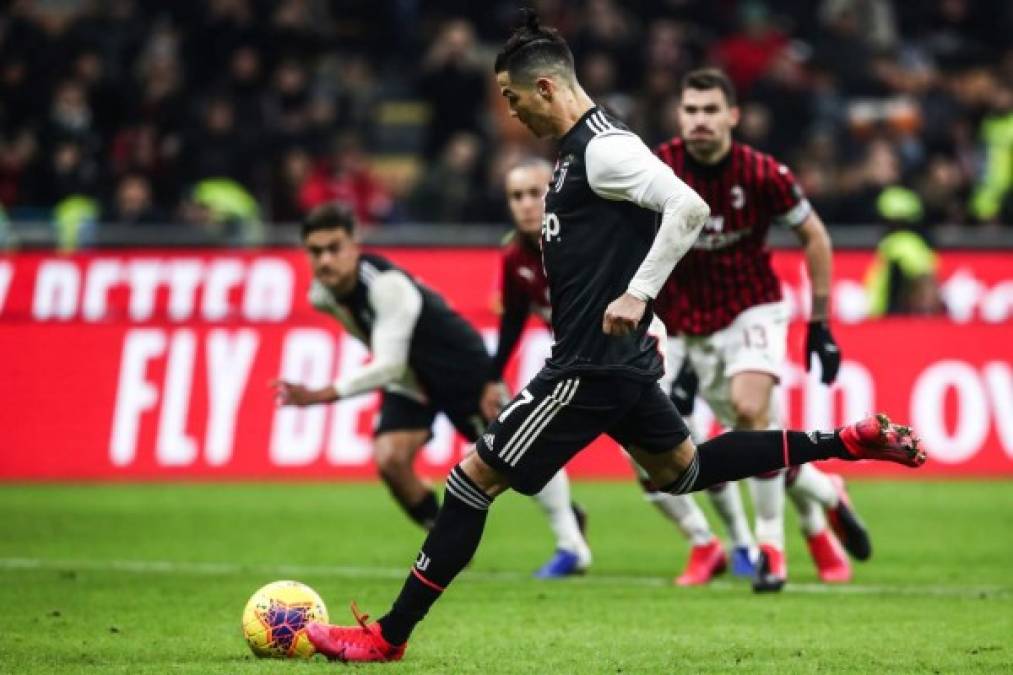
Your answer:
[491,304,529,380]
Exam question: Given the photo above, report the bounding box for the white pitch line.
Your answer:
[0,557,1008,599]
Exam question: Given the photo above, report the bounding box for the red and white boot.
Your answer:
[839,414,926,467]
[675,537,727,586]
[306,603,406,663]
[806,529,852,583]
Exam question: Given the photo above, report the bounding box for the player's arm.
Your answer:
[274,271,422,406]
[771,161,842,384]
[491,261,530,381]
[796,211,833,323]
[483,262,529,419]
[585,132,710,336]
[795,211,841,384]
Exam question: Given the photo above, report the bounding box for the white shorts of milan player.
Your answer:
[663,301,789,432]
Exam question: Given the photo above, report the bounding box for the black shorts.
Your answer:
[374,391,485,442]
[476,368,690,495]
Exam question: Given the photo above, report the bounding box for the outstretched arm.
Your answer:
[274,271,423,406]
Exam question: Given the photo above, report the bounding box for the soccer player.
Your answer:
[491,158,592,578]
[494,157,746,585]
[301,13,924,662]
[274,202,588,566]
[654,68,874,591]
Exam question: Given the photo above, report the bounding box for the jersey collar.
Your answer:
[683,140,735,178]
[558,105,600,146]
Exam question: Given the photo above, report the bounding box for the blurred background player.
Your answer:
[492,157,742,586]
[488,157,591,578]
[655,68,872,592]
[274,202,587,568]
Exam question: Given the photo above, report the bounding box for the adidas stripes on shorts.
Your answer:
[476,368,690,495]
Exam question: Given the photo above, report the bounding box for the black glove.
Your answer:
[806,320,841,384]
[670,359,699,416]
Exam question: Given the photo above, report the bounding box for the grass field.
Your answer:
[1,480,1011,673]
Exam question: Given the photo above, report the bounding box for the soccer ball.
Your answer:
[242,580,329,658]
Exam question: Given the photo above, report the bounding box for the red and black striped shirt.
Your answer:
[654,138,811,335]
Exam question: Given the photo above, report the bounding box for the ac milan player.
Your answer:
[493,157,746,586]
[303,14,924,662]
[655,68,873,591]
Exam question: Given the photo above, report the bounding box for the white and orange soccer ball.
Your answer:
[242,580,329,658]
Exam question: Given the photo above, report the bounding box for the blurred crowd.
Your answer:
[1,0,1012,237]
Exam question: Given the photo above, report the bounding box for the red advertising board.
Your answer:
[0,248,1010,480]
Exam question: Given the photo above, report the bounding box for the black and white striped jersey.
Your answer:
[540,106,666,382]
[309,253,492,406]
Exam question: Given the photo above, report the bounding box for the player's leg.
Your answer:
[786,462,875,567]
[629,454,726,585]
[531,468,592,577]
[646,328,724,584]
[726,370,790,592]
[706,482,756,576]
[715,302,791,590]
[617,384,923,510]
[372,393,441,530]
[785,466,850,582]
[443,396,591,578]
[306,439,511,662]
[306,371,630,661]
[683,337,757,576]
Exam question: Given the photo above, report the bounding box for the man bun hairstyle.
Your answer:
[494,8,574,84]
[302,201,357,239]
[680,67,739,107]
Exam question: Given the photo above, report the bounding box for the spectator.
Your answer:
[181,96,252,189]
[223,45,266,141]
[43,80,99,154]
[106,173,165,225]
[269,147,313,223]
[0,129,38,209]
[712,1,789,96]
[263,58,313,150]
[298,133,392,225]
[418,19,487,158]
[865,225,945,316]
[22,139,102,208]
[409,132,483,223]
[970,83,1013,224]
[0,1,1010,230]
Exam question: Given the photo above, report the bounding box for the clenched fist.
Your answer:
[602,292,647,336]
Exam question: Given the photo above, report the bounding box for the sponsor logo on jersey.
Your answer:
[731,185,746,210]
[692,216,752,250]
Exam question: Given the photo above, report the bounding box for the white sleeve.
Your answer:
[585,132,710,300]
[333,270,422,398]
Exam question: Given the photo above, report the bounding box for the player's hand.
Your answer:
[272,380,339,406]
[670,359,699,416]
[479,381,509,422]
[603,293,646,336]
[805,321,841,384]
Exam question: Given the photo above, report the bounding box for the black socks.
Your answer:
[378,465,493,646]
[406,490,440,530]
[664,430,847,495]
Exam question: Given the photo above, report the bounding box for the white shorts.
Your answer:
[665,301,788,429]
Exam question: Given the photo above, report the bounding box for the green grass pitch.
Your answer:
[1,480,1011,673]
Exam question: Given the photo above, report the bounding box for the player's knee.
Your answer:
[653,441,699,495]
[458,450,511,497]
[373,441,415,482]
[731,396,768,429]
